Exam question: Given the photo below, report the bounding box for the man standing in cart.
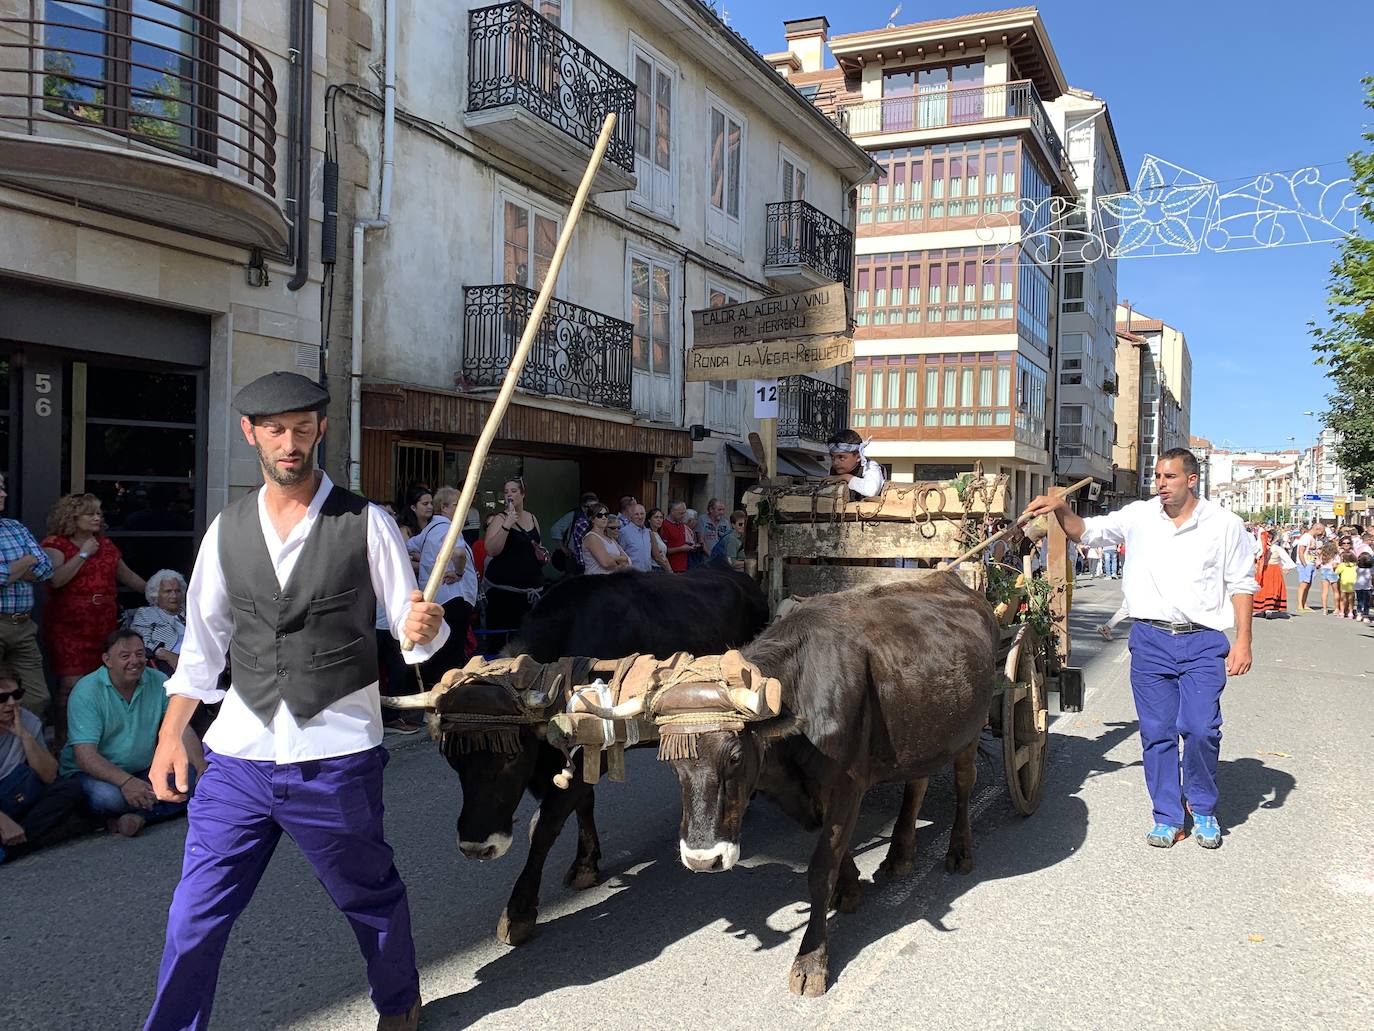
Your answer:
[142,371,448,1031]
[1024,448,1256,850]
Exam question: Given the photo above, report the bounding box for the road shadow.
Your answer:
[1213,755,1296,832]
[417,720,1140,1024]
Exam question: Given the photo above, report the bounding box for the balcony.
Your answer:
[463,284,633,411]
[779,374,849,449]
[0,0,286,250]
[764,200,853,291]
[834,80,1064,170]
[466,2,636,194]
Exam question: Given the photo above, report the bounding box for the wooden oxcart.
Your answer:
[742,470,1085,815]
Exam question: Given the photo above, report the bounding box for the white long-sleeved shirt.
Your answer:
[1078,496,1258,631]
[166,472,449,763]
[848,458,886,499]
[407,514,477,607]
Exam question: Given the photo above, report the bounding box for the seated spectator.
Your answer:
[129,568,187,674]
[59,629,204,838]
[0,675,86,862]
[552,492,599,575]
[723,510,748,572]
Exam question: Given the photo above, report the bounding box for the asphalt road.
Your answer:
[4,574,1372,1030]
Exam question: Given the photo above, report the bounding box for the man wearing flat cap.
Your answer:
[143,371,447,1031]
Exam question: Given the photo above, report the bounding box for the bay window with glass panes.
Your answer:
[854,248,1014,333]
[857,139,1021,232]
[851,352,1016,439]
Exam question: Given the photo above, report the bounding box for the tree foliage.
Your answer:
[1312,77,1374,493]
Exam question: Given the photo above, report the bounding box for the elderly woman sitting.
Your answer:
[129,569,187,673]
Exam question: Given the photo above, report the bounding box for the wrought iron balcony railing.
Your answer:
[765,200,854,286]
[835,79,1064,168]
[0,0,278,195]
[463,285,633,411]
[779,374,849,443]
[467,2,635,175]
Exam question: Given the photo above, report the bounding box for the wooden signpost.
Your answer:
[689,280,854,597]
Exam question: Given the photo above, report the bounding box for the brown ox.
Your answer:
[665,574,999,995]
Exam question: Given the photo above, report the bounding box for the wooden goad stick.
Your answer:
[401,112,619,651]
[939,476,1095,570]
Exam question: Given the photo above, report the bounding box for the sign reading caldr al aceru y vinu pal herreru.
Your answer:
[687,282,850,383]
[691,282,847,346]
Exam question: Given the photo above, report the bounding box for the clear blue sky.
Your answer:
[723,0,1374,453]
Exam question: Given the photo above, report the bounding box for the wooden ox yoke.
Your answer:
[427,650,785,787]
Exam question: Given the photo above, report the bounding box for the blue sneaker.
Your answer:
[1145,823,1185,848]
[1193,812,1222,849]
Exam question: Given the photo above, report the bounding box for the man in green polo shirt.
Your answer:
[61,628,204,837]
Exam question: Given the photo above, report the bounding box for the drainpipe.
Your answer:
[287,0,314,291]
[348,0,397,492]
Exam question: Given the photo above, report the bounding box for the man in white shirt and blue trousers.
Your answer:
[143,372,448,1031]
[1027,448,1257,850]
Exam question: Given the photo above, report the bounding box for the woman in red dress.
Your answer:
[1252,528,1294,619]
[41,493,147,737]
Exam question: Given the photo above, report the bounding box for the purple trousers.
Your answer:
[1128,622,1229,827]
[144,746,418,1031]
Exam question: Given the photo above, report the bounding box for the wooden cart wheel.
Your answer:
[1003,624,1049,815]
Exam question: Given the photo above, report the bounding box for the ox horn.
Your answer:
[570,688,646,720]
[728,686,765,716]
[378,691,437,710]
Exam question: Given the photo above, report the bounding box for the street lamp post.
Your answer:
[1302,411,1319,521]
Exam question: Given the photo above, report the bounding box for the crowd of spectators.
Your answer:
[0,467,759,856]
[0,472,207,863]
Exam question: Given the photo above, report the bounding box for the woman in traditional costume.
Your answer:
[1253,527,1294,618]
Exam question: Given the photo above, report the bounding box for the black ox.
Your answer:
[448,559,767,945]
[666,574,999,996]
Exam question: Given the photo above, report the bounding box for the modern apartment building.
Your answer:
[333,0,875,525]
[1114,304,1191,499]
[776,7,1084,512]
[0,0,327,575]
[1046,88,1128,510]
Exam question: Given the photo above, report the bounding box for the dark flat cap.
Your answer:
[234,371,330,418]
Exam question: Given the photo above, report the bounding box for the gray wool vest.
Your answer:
[218,485,378,724]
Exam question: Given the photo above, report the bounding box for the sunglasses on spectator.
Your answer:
[0,687,25,702]
[593,511,609,518]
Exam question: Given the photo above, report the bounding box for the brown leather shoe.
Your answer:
[376,999,420,1031]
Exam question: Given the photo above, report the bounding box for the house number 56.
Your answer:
[33,372,53,417]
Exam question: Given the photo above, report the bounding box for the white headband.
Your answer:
[830,438,871,461]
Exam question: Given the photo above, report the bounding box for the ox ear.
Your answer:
[755,712,804,742]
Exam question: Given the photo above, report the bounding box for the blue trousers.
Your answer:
[73,767,195,823]
[144,747,418,1031]
[1128,622,1229,826]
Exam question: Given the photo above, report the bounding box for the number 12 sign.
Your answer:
[753,379,778,419]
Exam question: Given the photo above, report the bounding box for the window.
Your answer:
[1018,262,1051,354]
[706,95,745,252]
[851,352,1016,431]
[1015,356,1047,447]
[705,284,741,433]
[780,148,808,202]
[1059,404,1084,456]
[628,252,678,423]
[859,140,1019,228]
[499,195,560,288]
[1062,266,1086,315]
[42,0,211,160]
[1061,332,1085,355]
[1060,356,1082,387]
[853,247,1012,329]
[522,0,564,26]
[630,42,675,220]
